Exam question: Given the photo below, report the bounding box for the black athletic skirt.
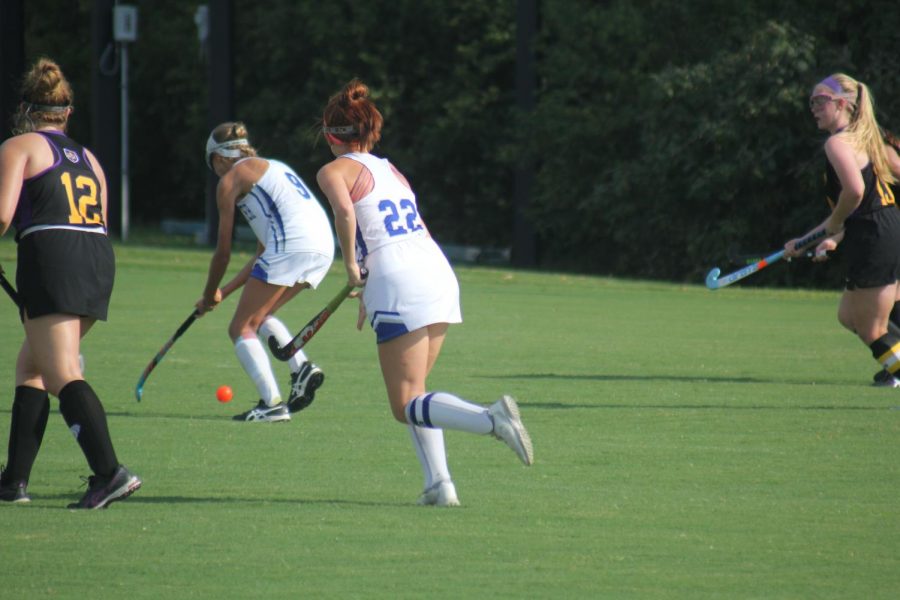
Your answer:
[842,208,900,290]
[16,229,115,321]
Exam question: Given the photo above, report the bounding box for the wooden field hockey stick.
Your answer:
[706,228,828,290]
[267,283,356,361]
[135,309,200,401]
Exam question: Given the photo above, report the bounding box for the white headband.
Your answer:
[205,135,248,169]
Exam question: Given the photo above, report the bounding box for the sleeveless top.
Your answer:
[235,158,333,254]
[13,130,106,240]
[340,152,427,261]
[825,161,895,220]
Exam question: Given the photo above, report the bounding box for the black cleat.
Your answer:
[871,370,900,388]
[0,479,31,504]
[873,368,895,385]
[287,362,324,413]
[68,465,142,509]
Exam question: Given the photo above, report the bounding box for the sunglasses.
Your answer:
[809,94,836,109]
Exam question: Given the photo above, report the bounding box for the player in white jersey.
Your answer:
[316,79,533,507]
[196,122,335,422]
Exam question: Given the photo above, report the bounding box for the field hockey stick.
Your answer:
[0,264,22,307]
[267,282,356,361]
[728,249,815,266]
[706,228,828,290]
[135,309,200,401]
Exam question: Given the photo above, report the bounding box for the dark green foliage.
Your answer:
[228,0,517,245]
[16,0,900,285]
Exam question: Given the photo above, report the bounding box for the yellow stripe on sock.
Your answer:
[877,341,900,364]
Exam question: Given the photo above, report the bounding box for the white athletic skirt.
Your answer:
[250,249,334,288]
[362,236,462,343]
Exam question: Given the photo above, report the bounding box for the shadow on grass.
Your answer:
[480,371,865,387]
[0,409,284,422]
[106,411,234,421]
[477,372,899,411]
[522,401,894,411]
[27,494,411,509]
[125,496,406,508]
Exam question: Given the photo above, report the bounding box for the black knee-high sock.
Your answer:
[58,380,118,478]
[1,386,50,486]
[889,302,900,338]
[869,333,900,376]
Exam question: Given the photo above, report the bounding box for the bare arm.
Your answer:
[824,135,865,234]
[197,172,240,313]
[788,136,864,257]
[220,241,265,299]
[0,138,28,236]
[885,144,900,180]
[317,162,364,286]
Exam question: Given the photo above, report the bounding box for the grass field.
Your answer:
[0,237,898,599]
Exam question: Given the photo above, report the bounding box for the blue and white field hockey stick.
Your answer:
[728,250,815,266]
[705,228,828,290]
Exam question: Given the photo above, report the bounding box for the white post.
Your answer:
[120,41,130,242]
[113,4,137,242]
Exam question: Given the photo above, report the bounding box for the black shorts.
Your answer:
[842,209,900,290]
[16,229,115,321]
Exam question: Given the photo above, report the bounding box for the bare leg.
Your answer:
[845,283,900,386]
[18,314,126,483]
[228,277,292,418]
[841,284,896,345]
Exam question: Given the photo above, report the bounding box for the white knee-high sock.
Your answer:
[258,316,308,371]
[406,392,493,434]
[234,337,281,406]
[408,424,451,488]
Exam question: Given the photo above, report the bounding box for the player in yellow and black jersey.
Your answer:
[786,73,900,387]
[817,131,900,384]
[0,58,141,508]
[867,131,900,383]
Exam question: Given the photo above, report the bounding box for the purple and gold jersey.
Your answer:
[13,131,105,240]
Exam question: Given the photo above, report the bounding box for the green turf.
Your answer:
[0,238,897,599]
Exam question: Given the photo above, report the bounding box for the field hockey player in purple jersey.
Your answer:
[0,58,140,508]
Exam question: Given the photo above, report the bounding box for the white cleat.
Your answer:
[417,479,460,507]
[232,400,291,423]
[489,395,534,466]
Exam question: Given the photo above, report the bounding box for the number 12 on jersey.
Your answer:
[61,172,102,225]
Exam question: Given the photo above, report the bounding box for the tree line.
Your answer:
[16,0,900,287]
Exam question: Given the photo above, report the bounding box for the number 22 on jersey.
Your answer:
[379,198,423,237]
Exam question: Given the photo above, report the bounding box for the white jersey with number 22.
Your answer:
[341,151,461,344]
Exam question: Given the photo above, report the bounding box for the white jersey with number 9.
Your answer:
[236,158,334,256]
